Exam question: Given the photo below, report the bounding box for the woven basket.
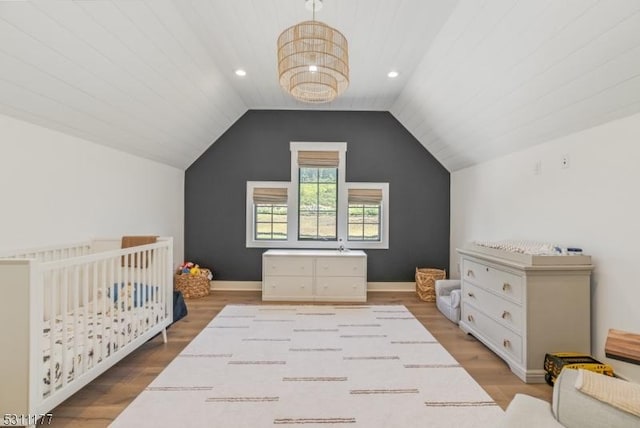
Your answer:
[415,268,446,302]
[174,268,211,299]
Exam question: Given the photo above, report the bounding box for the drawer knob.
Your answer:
[467,314,474,322]
[466,269,474,277]
[502,283,511,291]
[501,310,510,319]
[503,339,511,348]
[467,292,475,298]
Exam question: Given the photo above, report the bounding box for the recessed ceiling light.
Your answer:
[235,69,247,77]
[387,71,399,78]
[309,65,318,73]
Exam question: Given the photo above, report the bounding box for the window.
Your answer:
[348,188,382,241]
[298,167,338,240]
[297,149,340,240]
[248,184,289,242]
[255,204,287,240]
[245,143,389,249]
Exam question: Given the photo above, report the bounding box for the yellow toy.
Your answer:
[189,265,201,276]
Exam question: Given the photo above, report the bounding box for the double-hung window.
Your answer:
[246,142,389,249]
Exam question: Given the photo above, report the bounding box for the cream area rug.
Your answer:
[111,305,503,427]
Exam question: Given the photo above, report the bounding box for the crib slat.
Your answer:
[156,248,160,320]
[137,251,143,334]
[133,251,139,338]
[48,271,56,398]
[124,254,129,347]
[72,266,79,388]
[115,256,121,352]
[100,259,107,363]
[82,263,89,376]
[161,247,166,321]
[92,260,98,368]
[60,268,68,390]
[107,257,115,358]
[151,248,157,320]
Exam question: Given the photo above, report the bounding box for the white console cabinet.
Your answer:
[457,244,593,383]
[262,249,367,302]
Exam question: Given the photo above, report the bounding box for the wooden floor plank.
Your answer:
[44,291,552,426]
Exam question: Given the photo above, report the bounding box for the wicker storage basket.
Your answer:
[415,268,446,302]
[174,268,211,299]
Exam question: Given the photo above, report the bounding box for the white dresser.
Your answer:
[457,245,593,383]
[262,249,367,302]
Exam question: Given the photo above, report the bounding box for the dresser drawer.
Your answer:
[462,258,523,303]
[264,256,313,277]
[462,281,522,333]
[462,303,523,363]
[316,257,365,277]
[316,277,366,298]
[263,276,313,297]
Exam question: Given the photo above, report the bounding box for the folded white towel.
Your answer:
[575,369,640,417]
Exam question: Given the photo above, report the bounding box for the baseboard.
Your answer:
[366,282,415,292]
[210,281,415,292]
[210,281,261,291]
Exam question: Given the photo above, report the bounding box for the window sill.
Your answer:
[246,240,388,250]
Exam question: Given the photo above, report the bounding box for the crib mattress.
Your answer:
[42,304,162,397]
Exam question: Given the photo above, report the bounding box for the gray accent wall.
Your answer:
[185,110,449,282]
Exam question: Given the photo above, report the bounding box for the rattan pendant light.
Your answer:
[277,0,349,103]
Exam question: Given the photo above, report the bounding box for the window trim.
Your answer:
[288,142,347,248]
[245,143,389,249]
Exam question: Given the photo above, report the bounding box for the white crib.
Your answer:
[0,237,174,424]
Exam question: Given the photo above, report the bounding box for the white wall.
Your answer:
[451,112,640,382]
[0,114,184,266]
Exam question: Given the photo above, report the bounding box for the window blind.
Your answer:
[297,150,340,167]
[348,188,383,205]
[253,187,288,204]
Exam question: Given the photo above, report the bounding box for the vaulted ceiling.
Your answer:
[1,1,640,171]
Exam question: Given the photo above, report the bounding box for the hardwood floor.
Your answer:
[47,291,552,427]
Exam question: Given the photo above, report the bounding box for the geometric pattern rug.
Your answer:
[110,305,503,427]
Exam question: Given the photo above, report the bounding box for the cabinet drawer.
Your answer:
[264,256,313,277]
[316,277,366,298]
[462,303,523,363]
[462,281,522,333]
[462,258,523,303]
[263,276,313,297]
[316,257,365,277]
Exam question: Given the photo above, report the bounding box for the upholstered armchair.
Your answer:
[435,279,461,324]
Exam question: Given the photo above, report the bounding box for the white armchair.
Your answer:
[435,279,461,324]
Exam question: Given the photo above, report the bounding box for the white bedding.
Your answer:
[42,299,161,397]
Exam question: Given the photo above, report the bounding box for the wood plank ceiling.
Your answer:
[1,1,639,171]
